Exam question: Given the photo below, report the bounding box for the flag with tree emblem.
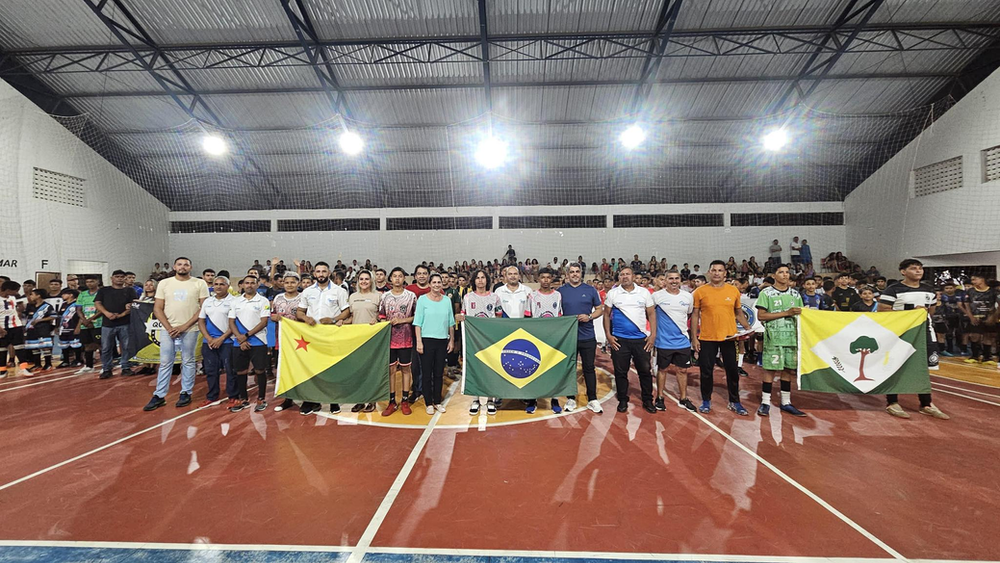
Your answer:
[462,316,578,399]
[797,308,931,394]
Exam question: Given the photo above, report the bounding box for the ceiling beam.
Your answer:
[630,0,684,115]
[477,0,493,113]
[279,0,350,117]
[80,0,282,204]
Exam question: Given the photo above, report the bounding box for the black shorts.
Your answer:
[656,348,691,369]
[967,320,997,334]
[390,347,412,366]
[233,346,269,372]
[79,327,100,345]
[0,327,25,348]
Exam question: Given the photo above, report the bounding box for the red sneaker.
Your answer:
[381,402,397,417]
[400,401,411,416]
[223,398,236,408]
[199,399,215,407]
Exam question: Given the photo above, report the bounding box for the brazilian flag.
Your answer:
[276,319,390,404]
[463,316,578,399]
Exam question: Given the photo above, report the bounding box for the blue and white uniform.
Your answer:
[495,283,533,319]
[605,285,654,339]
[652,289,692,350]
[199,294,234,340]
[228,293,270,346]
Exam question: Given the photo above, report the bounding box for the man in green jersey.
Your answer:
[74,275,102,374]
[755,265,807,417]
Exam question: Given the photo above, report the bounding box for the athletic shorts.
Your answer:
[762,345,797,371]
[25,336,53,350]
[233,345,268,373]
[79,327,100,346]
[390,347,412,366]
[656,348,691,369]
[967,318,996,334]
[0,327,25,348]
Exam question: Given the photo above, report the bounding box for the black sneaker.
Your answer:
[351,403,364,413]
[230,400,249,413]
[737,367,749,377]
[678,398,696,412]
[274,398,295,412]
[329,403,341,414]
[299,402,321,415]
[654,397,666,411]
[254,400,268,412]
[363,403,376,412]
[642,401,657,414]
[175,393,192,408]
[143,395,166,411]
[616,400,628,413]
[99,371,113,380]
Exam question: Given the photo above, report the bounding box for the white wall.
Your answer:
[0,81,170,283]
[845,68,1000,275]
[169,203,845,275]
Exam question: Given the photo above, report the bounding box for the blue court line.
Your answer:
[0,546,349,563]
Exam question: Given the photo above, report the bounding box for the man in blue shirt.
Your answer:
[558,263,605,413]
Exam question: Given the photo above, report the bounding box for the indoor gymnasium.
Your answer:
[1,1,999,562]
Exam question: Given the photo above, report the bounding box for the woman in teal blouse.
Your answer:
[413,273,455,414]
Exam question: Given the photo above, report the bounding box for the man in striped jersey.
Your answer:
[0,281,31,377]
[877,259,948,420]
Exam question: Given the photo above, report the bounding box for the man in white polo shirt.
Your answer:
[603,267,657,414]
[295,261,349,415]
[493,265,533,411]
[229,275,271,413]
[198,275,235,407]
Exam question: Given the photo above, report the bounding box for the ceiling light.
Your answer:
[201,134,227,156]
[339,131,364,156]
[762,129,789,152]
[620,124,646,149]
[475,136,508,169]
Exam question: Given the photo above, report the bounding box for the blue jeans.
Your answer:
[155,330,198,398]
[100,325,133,373]
[202,341,235,401]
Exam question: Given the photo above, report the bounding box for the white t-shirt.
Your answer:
[300,283,349,322]
[494,283,532,318]
[790,240,801,256]
[199,294,234,339]
[228,293,270,346]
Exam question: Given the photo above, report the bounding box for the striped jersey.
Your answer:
[1,296,23,329]
[878,282,937,311]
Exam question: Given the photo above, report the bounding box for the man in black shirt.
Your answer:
[831,273,861,311]
[877,259,948,420]
[94,270,135,379]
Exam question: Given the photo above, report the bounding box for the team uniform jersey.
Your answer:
[801,293,826,310]
[24,302,55,350]
[271,293,303,321]
[530,290,562,318]
[379,289,417,349]
[851,300,878,313]
[76,290,101,329]
[199,294,235,340]
[57,302,82,348]
[652,289,692,350]
[462,291,501,319]
[228,293,270,346]
[878,282,938,311]
[831,287,861,312]
[939,291,967,319]
[495,284,533,319]
[1,295,23,330]
[756,286,803,371]
[966,287,998,321]
[605,285,654,339]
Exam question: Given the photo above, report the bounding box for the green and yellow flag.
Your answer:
[462,316,578,399]
[797,308,931,394]
[276,319,390,404]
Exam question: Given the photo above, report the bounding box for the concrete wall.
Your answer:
[0,80,170,284]
[845,68,1000,275]
[169,203,845,275]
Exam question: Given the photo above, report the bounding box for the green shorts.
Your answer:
[763,345,797,371]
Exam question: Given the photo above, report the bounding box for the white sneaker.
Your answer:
[434,404,446,413]
[19,367,34,377]
[75,366,94,374]
[587,399,603,414]
[565,398,577,411]
[425,405,435,415]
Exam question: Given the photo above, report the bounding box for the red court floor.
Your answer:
[0,355,997,562]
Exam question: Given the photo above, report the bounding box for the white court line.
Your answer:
[655,381,907,561]
[930,382,1000,398]
[0,391,239,493]
[930,387,1000,408]
[0,368,76,386]
[0,372,89,393]
[345,382,459,563]
[1,541,996,563]
[931,373,1000,389]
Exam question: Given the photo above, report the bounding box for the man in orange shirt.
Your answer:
[692,260,752,415]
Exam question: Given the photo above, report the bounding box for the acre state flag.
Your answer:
[276,319,390,404]
[797,308,931,394]
[462,316,578,399]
